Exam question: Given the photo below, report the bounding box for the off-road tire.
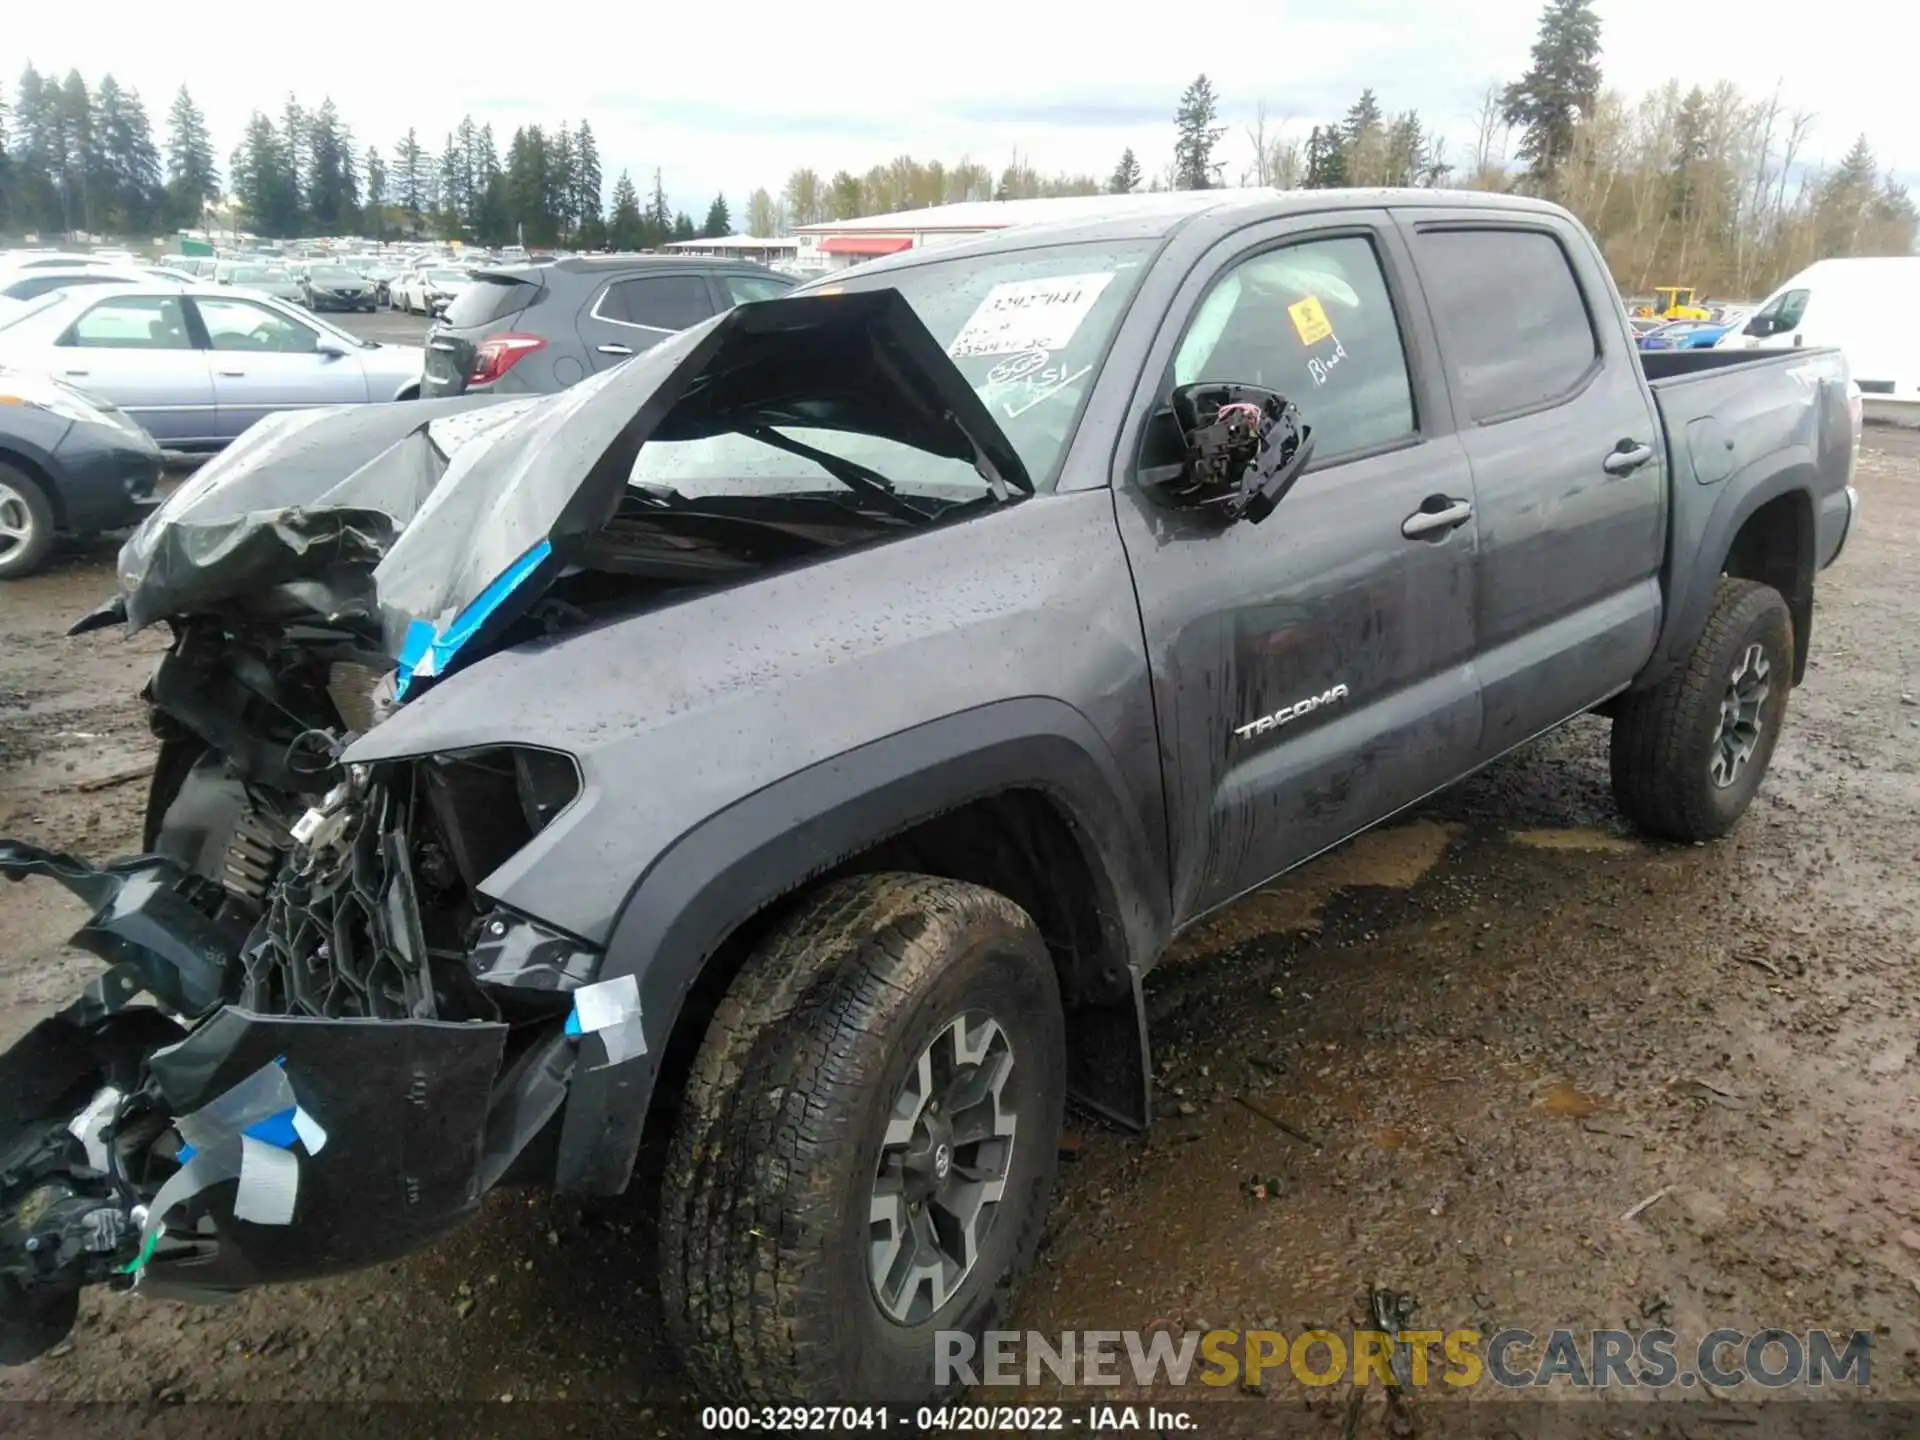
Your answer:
[0,463,56,580]
[659,872,1065,1403]
[1610,577,1794,840]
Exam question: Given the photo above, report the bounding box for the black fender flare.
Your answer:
[1640,460,1817,693]
[553,697,1169,1194]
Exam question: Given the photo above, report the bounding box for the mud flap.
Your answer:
[137,1008,508,1295]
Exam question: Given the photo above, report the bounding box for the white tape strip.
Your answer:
[569,973,647,1071]
[292,1107,329,1155]
[234,1135,300,1225]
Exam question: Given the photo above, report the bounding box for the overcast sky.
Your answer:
[11,0,1916,221]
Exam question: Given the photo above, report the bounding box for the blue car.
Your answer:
[1640,319,1732,351]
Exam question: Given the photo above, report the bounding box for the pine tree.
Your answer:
[12,67,64,233]
[163,86,218,230]
[1384,111,1431,188]
[363,146,387,237]
[1501,0,1603,189]
[279,94,307,224]
[1302,125,1348,189]
[702,193,731,237]
[233,111,298,236]
[673,211,696,241]
[608,170,643,249]
[1109,147,1142,195]
[57,70,100,234]
[0,80,11,233]
[305,98,356,232]
[549,124,577,242]
[1341,88,1387,184]
[503,125,552,245]
[393,128,427,236]
[572,119,603,244]
[436,133,463,237]
[646,167,672,241]
[1172,75,1225,190]
[94,78,164,235]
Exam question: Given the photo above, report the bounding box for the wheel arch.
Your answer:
[552,697,1169,1195]
[0,441,68,529]
[1643,465,1818,692]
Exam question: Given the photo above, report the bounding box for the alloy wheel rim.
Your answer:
[0,481,34,562]
[1710,641,1771,788]
[867,1011,1019,1326]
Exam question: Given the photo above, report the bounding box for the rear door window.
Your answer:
[1416,228,1600,421]
[61,295,194,349]
[599,274,716,332]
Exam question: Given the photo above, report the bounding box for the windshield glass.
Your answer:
[310,266,358,282]
[783,239,1154,489]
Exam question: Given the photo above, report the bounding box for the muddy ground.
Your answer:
[0,426,1915,1430]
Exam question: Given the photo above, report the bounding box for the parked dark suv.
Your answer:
[420,255,797,397]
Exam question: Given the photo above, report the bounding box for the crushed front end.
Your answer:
[0,744,612,1363]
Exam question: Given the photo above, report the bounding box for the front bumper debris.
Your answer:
[0,774,593,1362]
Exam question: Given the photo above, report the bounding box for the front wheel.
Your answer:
[1610,577,1794,840]
[0,464,56,580]
[659,873,1065,1403]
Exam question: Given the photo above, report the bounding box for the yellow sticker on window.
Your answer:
[1288,295,1333,345]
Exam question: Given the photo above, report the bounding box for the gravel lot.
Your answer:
[0,372,1915,1427]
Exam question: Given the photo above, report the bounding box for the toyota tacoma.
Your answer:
[0,190,1859,1398]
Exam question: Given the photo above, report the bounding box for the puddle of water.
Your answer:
[1534,1079,1604,1116]
[1510,827,1643,854]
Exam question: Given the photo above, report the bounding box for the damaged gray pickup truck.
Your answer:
[0,190,1860,1399]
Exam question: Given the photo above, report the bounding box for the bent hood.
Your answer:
[366,288,1033,693]
[105,291,1028,676]
[110,395,531,631]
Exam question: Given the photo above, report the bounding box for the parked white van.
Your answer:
[1717,256,1920,423]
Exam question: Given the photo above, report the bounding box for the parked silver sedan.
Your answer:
[0,283,425,451]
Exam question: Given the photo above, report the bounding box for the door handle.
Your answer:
[62,369,89,377]
[1401,497,1473,539]
[597,344,633,356]
[1602,439,1655,475]
[216,369,246,378]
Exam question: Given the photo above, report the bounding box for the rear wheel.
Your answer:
[0,464,56,580]
[1610,577,1794,840]
[659,873,1065,1403]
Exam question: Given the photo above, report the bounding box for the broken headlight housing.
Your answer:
[243,746,582,1022]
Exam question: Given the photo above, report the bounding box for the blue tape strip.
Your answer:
[177,1106,300,1165]
[393,538,554,701]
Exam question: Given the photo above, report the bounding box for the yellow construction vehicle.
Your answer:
[1634,285,1713,322]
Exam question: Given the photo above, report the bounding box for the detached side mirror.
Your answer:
[1149,382,1315,526]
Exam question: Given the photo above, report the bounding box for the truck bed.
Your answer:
[1633,343,1856,691]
